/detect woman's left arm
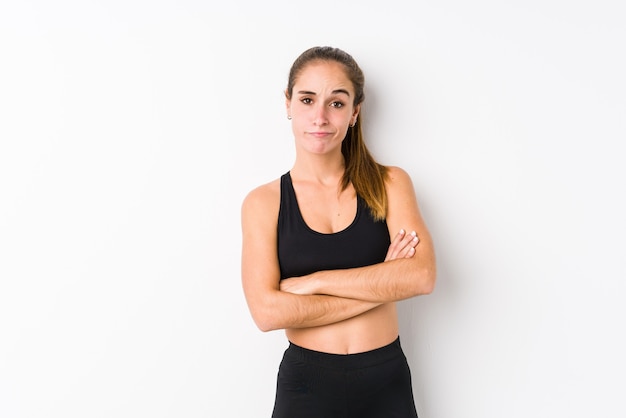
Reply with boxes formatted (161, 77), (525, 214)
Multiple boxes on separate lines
(280, 166), (436, 303)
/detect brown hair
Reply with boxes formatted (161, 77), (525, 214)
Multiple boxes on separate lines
(285, 46), (388, 220)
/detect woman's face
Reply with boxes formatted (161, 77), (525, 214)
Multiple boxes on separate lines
(286, 61), (360, 156)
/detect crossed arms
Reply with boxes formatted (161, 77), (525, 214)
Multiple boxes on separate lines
(241, 166), (436, 332)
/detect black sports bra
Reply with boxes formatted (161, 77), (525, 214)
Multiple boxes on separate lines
(277, 172), (390, 280)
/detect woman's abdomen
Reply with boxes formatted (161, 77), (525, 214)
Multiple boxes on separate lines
(285, 303), (399, 354)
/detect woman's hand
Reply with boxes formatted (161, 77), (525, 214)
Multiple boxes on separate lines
(385, 229), (419, 261)
(280, 275), (316, 295)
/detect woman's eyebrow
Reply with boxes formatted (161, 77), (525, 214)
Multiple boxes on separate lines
(296, 89), (351, 97)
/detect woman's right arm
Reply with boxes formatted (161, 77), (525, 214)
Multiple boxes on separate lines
(241, 183), (381, 332)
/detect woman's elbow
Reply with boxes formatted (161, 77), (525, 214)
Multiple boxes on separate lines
(420, 273), (436, 295)
(422, 266), (437, 295)
(255, 319), (277, 333)
(411, 266), (436, 297)
(244, 286), (285, 332)
(250, 307), (281, 333)
(249, 300), (289, 332)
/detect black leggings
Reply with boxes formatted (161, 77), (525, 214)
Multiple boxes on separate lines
(272, 337), (418, 418)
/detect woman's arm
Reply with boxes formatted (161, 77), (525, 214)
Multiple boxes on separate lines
(280, 166), (436, 303)
(241, 182), (382, 332)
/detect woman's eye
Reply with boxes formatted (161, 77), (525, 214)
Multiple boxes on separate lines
(301, 98), (312, 104)
(331, 101), (344, 108)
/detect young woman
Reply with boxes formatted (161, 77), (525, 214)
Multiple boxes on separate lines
(241, 46), (436, 417)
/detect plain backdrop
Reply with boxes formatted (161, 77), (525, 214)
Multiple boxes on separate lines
(1, 1), (625, 417)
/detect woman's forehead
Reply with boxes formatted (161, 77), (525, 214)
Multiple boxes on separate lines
(294, 61), (353, 93)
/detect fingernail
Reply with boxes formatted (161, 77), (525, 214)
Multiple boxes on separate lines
(410, 231), (417, 236)
(399, 229), (405, 234)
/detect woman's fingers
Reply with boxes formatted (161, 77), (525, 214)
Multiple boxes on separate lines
(385, 229), (419, 261)
(385, 229), (406, 261)
(399, 231), (419, 258)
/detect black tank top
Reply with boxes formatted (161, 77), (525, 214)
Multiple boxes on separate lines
(278, 172), (391, 280)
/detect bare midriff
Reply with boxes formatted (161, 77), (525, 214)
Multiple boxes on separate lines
(285, 302), (399, 354)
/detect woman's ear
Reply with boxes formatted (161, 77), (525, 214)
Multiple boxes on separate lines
(285, 95), (291, 119)
(351, 104), (361, 125)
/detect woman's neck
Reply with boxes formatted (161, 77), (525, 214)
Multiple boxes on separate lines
(291, 152), (345, 186)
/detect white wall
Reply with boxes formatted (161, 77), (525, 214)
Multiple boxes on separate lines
(1, 1), (624, 417)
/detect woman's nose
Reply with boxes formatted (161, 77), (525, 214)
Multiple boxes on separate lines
(313, 104), (328, 126)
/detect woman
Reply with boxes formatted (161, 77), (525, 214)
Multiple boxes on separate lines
(241, 46), (436, 417)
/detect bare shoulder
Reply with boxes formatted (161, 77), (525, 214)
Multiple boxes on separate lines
(384, 166), (416, 194)
(383, 165), (424, 228)
(241, 178), (281, 224)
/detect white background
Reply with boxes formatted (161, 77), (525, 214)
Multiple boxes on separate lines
(1, 1), (624, 417)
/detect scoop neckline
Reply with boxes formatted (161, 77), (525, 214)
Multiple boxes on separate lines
(286, 171), (361, 236)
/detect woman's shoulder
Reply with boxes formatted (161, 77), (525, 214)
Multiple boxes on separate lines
(384, 165), (414, 187)
(241, 177), (282, 220)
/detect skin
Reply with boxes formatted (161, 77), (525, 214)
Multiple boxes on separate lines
(241, 60), (436, 354)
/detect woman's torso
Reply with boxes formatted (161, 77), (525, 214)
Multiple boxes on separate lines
(278, 172), (399, 354)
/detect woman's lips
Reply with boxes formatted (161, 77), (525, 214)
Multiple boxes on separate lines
(308, 131), (333, 137)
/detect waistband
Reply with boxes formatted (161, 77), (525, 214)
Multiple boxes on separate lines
(284, 336), (404, 370)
